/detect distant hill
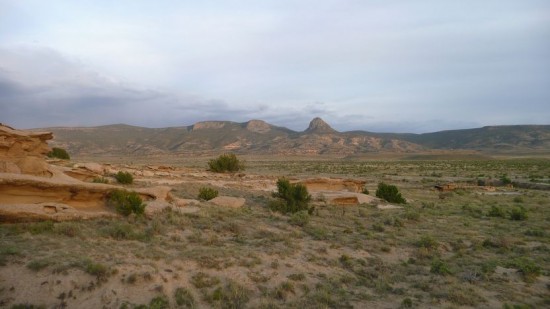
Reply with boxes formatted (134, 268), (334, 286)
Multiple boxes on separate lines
(37, 119), (550, 156)
(39, 118), (423, 156)
(372, 125), (550, 152)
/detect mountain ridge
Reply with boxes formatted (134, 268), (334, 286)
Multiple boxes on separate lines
(35, 118), (550, 156)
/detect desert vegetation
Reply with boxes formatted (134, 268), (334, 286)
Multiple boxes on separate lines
(47, 147), (70, 160)
(115, 171), (134, 184)
(208, 153), (245, 173)
(1, 157), (549, 308)
(107, 189), (146, 216)
(198, 187), (219, 201)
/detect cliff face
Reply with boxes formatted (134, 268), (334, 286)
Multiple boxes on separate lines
(0, 124), (53, 177)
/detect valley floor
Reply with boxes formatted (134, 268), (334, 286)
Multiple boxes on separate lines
(1, 157), (549, 308)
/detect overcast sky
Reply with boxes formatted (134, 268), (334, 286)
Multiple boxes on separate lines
(1, 0), (549, 133)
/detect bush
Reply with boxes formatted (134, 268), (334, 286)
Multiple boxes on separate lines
(115, 171), (134, 184)
(148, 295), (169, 309)
(417, 235), (438, 250)
(487, 205), (506, 218)
(47, 147), (70, 160)
(107, 189), (145, 216)
(174, 287), (195, 308)
(430, 258), (452, 275)
(362, 187), (370, 195)
(289, 210), (310, 226)
(208, 153), (244, 173)
(270, 178), (313, 214)
(198, 187), (219, 201)
(375, 182), (406, 204)
(500, 174), (512, 185)
(507, 258), (541, 281)
(509, 206), (527, 221)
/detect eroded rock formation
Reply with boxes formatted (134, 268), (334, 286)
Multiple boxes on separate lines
(297, 178), (366, 193)
(0, 124), (53, 177)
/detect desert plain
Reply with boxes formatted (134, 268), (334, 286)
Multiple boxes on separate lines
(0, 124), (549, 309)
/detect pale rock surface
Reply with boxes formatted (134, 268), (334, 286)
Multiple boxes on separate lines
(298, 178), (366, 193)
(0, 124), (53, 177)
(210, 196), (246, 208)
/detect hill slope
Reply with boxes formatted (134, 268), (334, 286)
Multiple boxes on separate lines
(41, 118), (423, 156)
(39, 119), (550, 156)
(372, 125), (550, 152)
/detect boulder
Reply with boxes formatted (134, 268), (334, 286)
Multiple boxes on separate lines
(0, 124), (53, 177)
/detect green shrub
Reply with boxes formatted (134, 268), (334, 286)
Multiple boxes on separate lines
(174, 287), (195, 308)
(208, 153), (244, 173)
(525, 229), (545, 237)
(362, 187), (370, 195)
(270, 178), (313, 214)
(507, 258), (541, 281)
(198, 187), (219, 201)
(417, 235), (438, 250)
(148, 295), (169, 309)
(107, 189), (145, 216)
(375, 182), (406, 204)
(509, 206), (527, 221)
(207, 281), (250, 308)
(100, 221), (136, 240)
(85, 261), (109, 279)
(500, 174), (512, 185)
(430, 258), (452, 275)
(27, 258), (52, 271)
(47, 147), (70, 160)
(289, 210), (310, 226)
(487, 205), (506, 218)
(115, 171), (134, 184)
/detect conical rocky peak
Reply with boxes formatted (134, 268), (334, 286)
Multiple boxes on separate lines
(305, 117), (337, 134)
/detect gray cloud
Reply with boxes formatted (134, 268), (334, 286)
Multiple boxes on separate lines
(1, 1), (549, 133)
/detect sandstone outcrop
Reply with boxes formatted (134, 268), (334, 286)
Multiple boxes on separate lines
(297, 178), (366, 193)
(0, 124), (53, 177)
(246, 120), (271, 133)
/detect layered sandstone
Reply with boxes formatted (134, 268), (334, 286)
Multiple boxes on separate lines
(297, 178), (366, 193)
(0, 124), (53, 177)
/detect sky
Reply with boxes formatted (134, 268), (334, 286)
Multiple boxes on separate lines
(0, 0), (549, 133)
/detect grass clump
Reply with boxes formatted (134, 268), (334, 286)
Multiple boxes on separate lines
(191, 272), (220, 289)
(375, 182), (406, 204)
(208, 153), (244, 173)
(207, 281), (251, 308)
(270, 178), (313, 214)
(47, 147), (70, 160)
(174, 287), (195, 308)
(147, 295), (170, 309)
(289, 210), (310, 226)
(84, 261), (109, 279)
(430, 259), (453, 275)
(107, 189), (146, 216)
(487, 205), (506, 218)
(507, 258), (541, 282)
(27, 258), (52, 271)
(509, 206), (528, 221)
(198, 187), (219, 201)
(115, 171), (134, 184)
(417, 235), (439, 250)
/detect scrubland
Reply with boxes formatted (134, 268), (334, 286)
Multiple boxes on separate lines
(1, 158), (549, 308)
